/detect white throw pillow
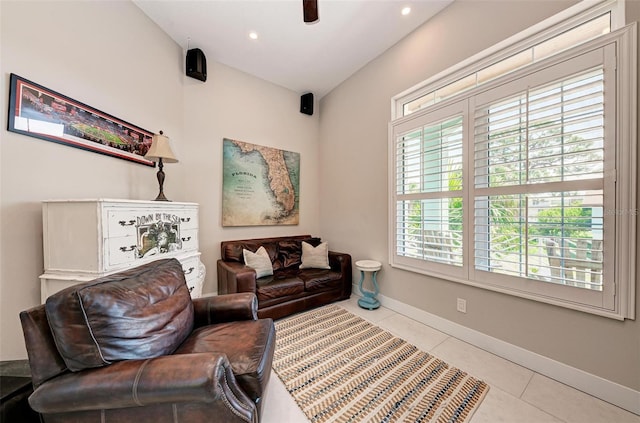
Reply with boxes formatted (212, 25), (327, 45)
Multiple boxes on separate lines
(299, 241), (331, 270)
(243, 246), (274, 278)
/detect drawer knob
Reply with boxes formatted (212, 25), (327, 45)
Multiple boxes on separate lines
(183, 267), (194, 275)
(181, 236), (191, 242)
(119, 245), (136, 252)
(180, 217), (191, 222)
(118, 220), (136, 226)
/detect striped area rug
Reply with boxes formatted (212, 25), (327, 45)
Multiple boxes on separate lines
(273, 304), (489, 423)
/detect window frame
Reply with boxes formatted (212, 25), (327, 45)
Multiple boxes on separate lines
(388, 18), (637, 320)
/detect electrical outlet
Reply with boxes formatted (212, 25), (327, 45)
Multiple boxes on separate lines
(456, 298), (467, 313)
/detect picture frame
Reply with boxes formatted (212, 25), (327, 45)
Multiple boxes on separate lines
(7, 73), (155, 167)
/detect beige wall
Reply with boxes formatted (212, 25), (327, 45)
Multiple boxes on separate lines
(319, 0), (640, 392)
(0, 0), (320, 359)
(181, 62), (321, 295)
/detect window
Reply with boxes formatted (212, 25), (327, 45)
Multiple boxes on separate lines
(395, 106), (465, 274)
(389, 3), (636, 319)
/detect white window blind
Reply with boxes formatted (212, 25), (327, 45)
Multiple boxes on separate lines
(474, 68), (604, 188)
(473, 67), (606, 291)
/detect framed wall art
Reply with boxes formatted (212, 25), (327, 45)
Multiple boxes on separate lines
(222, 138), (300, 226)
(7, 73), (155, 166)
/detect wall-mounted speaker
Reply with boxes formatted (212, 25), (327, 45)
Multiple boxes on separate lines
(186, 48), (207, 82)
(300, 93), (314, 115)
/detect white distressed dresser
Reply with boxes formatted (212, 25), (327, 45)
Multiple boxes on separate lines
(40, 199), (205, 303)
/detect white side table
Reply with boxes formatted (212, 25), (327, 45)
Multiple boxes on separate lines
(356, 260), (382, 310)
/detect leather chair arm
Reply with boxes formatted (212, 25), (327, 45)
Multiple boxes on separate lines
(217, 260), (258, 294)
(192, 293), (258, 327)
(29, 353), (256, 420)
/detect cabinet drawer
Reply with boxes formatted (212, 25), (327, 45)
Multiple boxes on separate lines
(106, 210), (140, 238)
(179, 229), (198, 251)
(181, 259), (199, 283)
(106, 208), (198, 238)
(105, 236), (139, 269)
(172, 209), (198, 230)
(179, 255), (202, 297)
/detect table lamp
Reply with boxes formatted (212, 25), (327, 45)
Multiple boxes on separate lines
(144, 130), (178, 201)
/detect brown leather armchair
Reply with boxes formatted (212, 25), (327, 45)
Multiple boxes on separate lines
(20, 258), (275, 423)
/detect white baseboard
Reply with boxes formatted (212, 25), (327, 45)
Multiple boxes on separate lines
(351, 286), (639, 415)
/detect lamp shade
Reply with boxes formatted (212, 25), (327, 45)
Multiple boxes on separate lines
(145, 132), (178, 163)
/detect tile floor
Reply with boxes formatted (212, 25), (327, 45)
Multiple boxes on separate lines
(262, 296), (640, 423)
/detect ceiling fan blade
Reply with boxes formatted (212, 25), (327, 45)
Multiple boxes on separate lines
(303, 0), (318, 23)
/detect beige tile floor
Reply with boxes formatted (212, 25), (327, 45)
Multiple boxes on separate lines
(261, 296), (640, 423)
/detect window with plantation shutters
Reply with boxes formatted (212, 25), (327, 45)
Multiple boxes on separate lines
(390, 23), (636, 319)
(473, 61), (609, 298)
(393, 102), (466, 279)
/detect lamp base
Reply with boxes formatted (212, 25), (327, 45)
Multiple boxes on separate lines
(153, 159), (171, 202)
(154, 193), (171, 202)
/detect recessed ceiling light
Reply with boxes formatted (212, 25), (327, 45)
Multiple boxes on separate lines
(249, 31), (258, 40)
(401, 6), (411, 16)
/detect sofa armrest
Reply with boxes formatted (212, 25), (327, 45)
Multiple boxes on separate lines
(192, 293), (258, 326)
(329, 251), (352, 298)
(329, 251), (352, 280)
(29, 353), (255, 421)
(217, 260), (258, 295)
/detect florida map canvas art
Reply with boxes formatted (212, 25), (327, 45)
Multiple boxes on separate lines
(222, 138), (300, 226)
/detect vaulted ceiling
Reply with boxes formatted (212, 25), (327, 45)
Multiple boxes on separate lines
(133, 0), (454, 99)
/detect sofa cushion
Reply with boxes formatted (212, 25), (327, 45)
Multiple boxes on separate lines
(175, 319), (276, 402)
(277, 237), (321, 269)
(299, 241), (331, 269)
(243, 246), (274, 278)
(223, 241), (278, 263)
(298, 269), (343, 292)
(45, 258), (194, 372)
(223, 241), (283, 271)
(256, 272), (304, 302)
(277, 240), (303, 268)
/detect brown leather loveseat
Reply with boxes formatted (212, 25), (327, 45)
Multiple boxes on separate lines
(20, 258), (275, 423)
(217, 235), (352, 319)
